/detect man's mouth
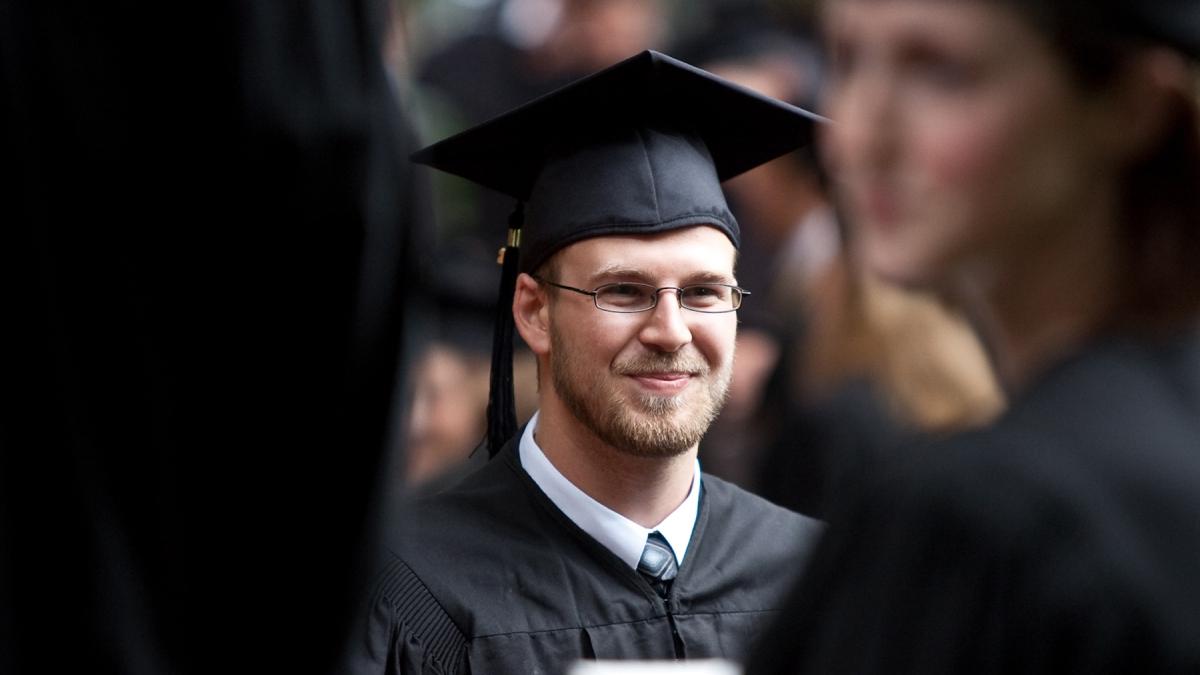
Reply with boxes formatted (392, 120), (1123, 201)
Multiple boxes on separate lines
(627, 372), (694, 394)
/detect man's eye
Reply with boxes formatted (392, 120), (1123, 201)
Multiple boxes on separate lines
(608, 284), (644, 297)
(682, 285), (729, 306)
(597, 284), (653, 308)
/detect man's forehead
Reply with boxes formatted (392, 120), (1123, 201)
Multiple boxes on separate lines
(555, 226), (738, 277)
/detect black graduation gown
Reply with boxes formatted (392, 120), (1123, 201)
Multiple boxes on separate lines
(349, 438), (824, 674)
(746, 331), (1200, 673)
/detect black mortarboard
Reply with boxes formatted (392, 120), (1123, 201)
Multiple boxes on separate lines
(411, 50), (824, 457)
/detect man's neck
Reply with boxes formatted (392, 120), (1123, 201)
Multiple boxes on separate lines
(532, 398), (697, 529)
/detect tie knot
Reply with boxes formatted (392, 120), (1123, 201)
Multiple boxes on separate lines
(638, 531), (678, 583)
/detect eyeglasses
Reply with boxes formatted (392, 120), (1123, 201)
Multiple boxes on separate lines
(532, 275), (749, 313)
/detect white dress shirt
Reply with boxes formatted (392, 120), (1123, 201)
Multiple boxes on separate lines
(519, 411), (701, 570)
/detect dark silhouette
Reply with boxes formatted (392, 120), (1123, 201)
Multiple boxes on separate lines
(2, 2), (427, 673)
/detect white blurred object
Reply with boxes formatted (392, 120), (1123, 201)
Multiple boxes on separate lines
(569, 660), (741, 675)
(499, 0), (565, 49)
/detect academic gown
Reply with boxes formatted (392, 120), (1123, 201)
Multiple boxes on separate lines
(349, 437), (824, 674)
(746, 330), (1200, 674)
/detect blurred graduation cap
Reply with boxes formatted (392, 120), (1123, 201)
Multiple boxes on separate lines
(412, 50), (824, 458)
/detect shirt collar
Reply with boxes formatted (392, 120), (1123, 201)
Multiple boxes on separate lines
(519, 411), (702, 570)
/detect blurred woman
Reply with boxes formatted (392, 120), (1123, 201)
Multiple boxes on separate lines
(749, 1), (1200, 672)
(690, 21), (1003, 511)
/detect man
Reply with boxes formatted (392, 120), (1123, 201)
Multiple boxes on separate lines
(346, 51), (824, 674)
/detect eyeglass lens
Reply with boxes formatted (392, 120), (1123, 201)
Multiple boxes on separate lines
(594, 283), (741, 312)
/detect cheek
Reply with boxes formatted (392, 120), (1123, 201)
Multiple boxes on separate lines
(910, 102), (1066, 260)
(916, 109), (1025, 200)
(554, 311), (610, 360)
(595, 317), (647, 366)
(918, 99), (1093, 240)
(700, 319), (739, 368)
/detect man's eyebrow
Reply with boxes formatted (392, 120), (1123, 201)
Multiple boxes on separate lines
(590, 266), (653, 283)
(683, 271), (738, 285)
(588, 266), (736, 285)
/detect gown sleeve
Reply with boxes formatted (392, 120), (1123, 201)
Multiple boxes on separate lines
(343, 557), (469, 675)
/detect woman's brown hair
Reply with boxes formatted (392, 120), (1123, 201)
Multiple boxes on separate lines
(1008, 1), (1200, 331)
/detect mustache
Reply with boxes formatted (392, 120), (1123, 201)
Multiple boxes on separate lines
(612, 351), (710, 377)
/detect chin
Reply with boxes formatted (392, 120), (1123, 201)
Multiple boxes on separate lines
(612, 425), (700, 460)
(632, 391), (689, 415)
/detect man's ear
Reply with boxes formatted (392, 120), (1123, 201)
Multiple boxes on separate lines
(513, 273), (551, 356)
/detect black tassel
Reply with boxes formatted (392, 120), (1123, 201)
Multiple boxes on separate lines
(485, 202), (524, 458)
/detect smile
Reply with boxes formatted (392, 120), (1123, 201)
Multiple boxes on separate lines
(628, 372), (694, 395)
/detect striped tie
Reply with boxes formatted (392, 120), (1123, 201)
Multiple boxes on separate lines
(638, 531), (678, 598)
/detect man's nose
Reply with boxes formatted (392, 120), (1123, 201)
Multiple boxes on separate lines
(637, 289), (693, 353)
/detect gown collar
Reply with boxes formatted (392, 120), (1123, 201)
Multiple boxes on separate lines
(518, 411), (701, 570)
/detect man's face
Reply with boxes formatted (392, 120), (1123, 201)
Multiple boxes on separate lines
(543, 225), (738, 457)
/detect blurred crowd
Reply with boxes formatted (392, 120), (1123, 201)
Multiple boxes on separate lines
(387, 0), (1003, 516)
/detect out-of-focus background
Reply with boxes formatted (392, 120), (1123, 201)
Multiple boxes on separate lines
(386, 0), (1003, 517)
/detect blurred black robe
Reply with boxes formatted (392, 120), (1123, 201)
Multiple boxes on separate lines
(2, 2), (427, 673)
(747, 330), (1200, 673)
(347, 437), (824, 674)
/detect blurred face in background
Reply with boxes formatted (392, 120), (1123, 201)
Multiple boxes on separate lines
(405, 345), (488, 486)
(531, 0), (666, 75)
(568, 0), (666, 70)
(820, 0), (1129, 293)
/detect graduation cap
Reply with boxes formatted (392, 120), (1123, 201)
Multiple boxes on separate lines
(412, 50), (824, 458)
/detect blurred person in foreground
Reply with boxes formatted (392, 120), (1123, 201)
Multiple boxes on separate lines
(345, 51), (824, 674)
(683, 10), (1002, 513)
(4, 2), (423, 674)
(749, 0), (1200, 672)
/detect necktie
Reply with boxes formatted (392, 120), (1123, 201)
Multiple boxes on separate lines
(638, 531), (678, 598)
